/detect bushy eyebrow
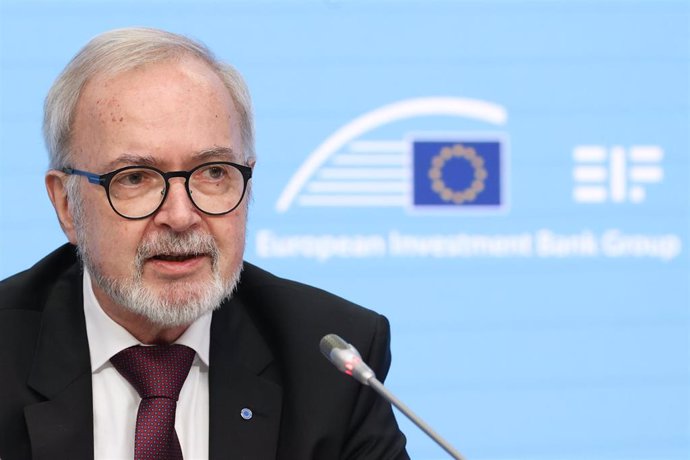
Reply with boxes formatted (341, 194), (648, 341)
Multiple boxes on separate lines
(104, 154), (158, 170)
(103, 147), (240, 171)
(193, 146), (239, 162)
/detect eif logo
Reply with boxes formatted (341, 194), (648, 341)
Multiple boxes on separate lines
(572, 145), (663, 204)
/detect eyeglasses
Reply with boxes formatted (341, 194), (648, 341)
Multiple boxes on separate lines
(63, 161), (252, 219)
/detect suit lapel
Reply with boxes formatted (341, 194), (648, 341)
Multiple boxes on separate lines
(22, 256), (283, 459)
(25, 263), (94, 460)
(209, 293), (282, 460)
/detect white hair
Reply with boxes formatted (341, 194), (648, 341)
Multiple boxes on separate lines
(43, 27), (255, 170)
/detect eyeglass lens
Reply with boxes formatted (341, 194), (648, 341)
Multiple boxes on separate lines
(108, 163), (246, 218)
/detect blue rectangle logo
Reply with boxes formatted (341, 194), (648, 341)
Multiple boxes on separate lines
(412, 140), (503, 208)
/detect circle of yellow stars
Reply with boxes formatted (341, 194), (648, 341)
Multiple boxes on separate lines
(428, 144), (488, 204)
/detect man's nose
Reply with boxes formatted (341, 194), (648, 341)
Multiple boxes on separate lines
(152, 179), (201, 231)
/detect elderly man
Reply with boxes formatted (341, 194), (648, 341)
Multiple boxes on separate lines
(0, 28), (408, 459)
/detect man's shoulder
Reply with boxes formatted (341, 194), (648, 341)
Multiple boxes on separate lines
(238, 261), (381, 324)
(233, 261), (389, 366)
(0, 243), (81, 312)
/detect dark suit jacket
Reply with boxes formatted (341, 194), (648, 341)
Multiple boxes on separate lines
(0, 244), (408, 459)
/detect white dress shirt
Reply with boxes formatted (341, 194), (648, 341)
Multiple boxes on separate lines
(82, 270), (211, 460)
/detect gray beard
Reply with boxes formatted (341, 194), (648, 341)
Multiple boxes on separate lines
(77, 227), (241, 328)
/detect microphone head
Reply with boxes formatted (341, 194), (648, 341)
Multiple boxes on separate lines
(320, 333), (350, 356)
(320, 333), (375, 385)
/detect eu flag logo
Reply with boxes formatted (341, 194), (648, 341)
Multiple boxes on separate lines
(412, 140), (503, 208)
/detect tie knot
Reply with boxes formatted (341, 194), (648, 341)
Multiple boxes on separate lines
(110, 344), (195, 400)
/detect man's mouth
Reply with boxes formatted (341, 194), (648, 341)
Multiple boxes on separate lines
(135, 231), (219, 276)
(144, 252), (211, 278)
(151, 253), (201, 262)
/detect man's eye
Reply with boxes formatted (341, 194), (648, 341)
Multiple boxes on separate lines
(204, 166), (227, 180)
(116, 171), (153, 187)
(121, 173), (143, 185)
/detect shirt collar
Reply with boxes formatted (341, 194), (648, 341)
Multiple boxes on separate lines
(82, 269), (212, 373)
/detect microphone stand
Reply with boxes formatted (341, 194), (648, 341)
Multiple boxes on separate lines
(320, 334), (466, 460)
(367, 377), (466, 460)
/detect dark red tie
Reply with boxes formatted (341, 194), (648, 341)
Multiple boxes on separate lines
(111, 344), (196, 460)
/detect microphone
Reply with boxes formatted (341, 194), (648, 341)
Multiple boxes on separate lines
(319, 333), (375, 385)
(320, 334), (466, 460)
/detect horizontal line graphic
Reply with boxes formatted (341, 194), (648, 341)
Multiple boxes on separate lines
(307, 181), (408, 193)
(573, 186), (607, 203)
(333, 154), (407, 166)
(629, 166), (663, 183)
(630, 146), (663, 162)
(573, 166), (607, 182)
(573, 146), (607, 163)
(318, 168), (409, 180)
(298, 195), (406, 206)
(349, 140), (407, 153)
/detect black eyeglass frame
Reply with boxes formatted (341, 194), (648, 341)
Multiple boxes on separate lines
(62, 161), (253, 220)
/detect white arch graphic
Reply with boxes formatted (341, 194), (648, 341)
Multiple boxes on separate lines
(275, 97), (508, 212)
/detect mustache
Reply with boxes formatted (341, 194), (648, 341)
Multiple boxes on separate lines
(134, 230), (220, 267)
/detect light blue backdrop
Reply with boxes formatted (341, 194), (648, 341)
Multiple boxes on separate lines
(1, 1), (688, 459)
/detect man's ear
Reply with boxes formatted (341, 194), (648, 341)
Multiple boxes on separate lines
(45, 171), (78, 244)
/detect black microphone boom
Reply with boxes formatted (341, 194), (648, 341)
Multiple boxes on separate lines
(319, 333), (466, 460)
